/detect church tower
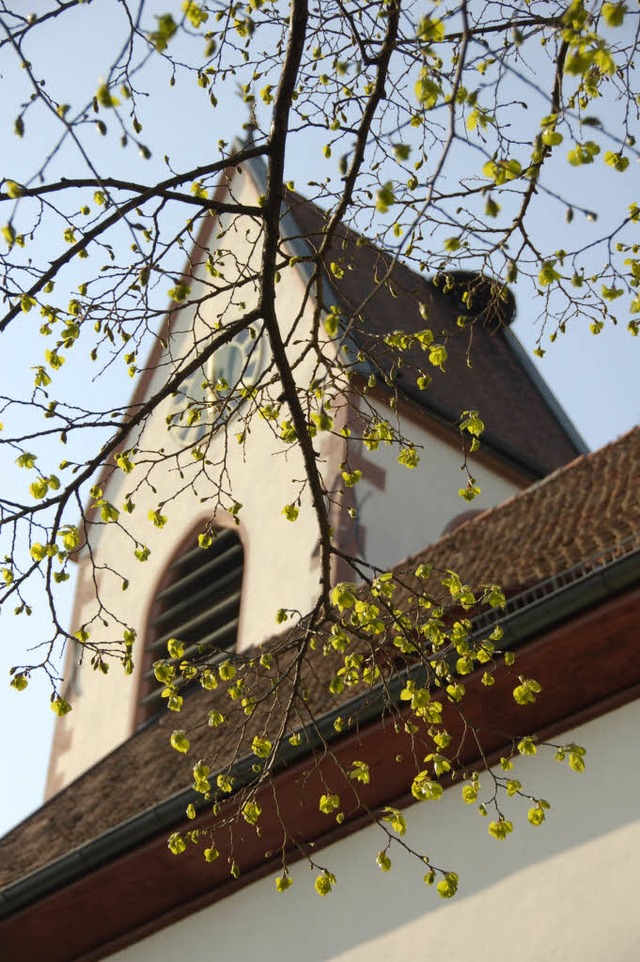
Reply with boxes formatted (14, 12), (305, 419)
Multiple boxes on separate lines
(45, 153), (584, 797)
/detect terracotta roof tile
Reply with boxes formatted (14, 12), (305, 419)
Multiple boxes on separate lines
(0, 429), (637, 892)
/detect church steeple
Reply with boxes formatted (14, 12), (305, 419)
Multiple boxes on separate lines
(44, 148), (583, 799)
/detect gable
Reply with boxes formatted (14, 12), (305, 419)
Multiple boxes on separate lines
(44, 160), (339, 793)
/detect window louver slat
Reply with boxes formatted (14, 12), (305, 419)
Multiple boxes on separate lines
(137, 527), (243, 723)
(169, 527), (237, 570)
(151, 568), (242, 630)
(156, 542), (242, 603)
(150, 589), (242, 653)
(141, 617), (241, 685)
(141, 624), (240, 713)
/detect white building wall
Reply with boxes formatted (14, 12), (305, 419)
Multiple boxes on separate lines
(45, 167), (529, 794)
(109, 699), (640, 962)
(47, 169), (342, 791)
(354, 398), (521, 573)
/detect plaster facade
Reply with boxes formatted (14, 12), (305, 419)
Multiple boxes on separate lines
(352, 395), (521, 572)
(46, 167), (335, 793)
(45, 165), (538, 797)
(108, 699), (640, 962)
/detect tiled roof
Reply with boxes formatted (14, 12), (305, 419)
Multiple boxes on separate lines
(0, 426), (637, 891)
(287, 194), (584, 476)
(402, 425), (639, 593)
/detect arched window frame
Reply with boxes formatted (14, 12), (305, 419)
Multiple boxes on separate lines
(136, 521), (244, 725)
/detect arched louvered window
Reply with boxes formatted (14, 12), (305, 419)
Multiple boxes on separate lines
(138, 527), (243, 722)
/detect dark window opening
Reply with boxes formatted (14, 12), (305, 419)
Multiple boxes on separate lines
(138, 527), (243, 722)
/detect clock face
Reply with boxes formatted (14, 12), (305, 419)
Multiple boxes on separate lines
(170, 324), (265, 443)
